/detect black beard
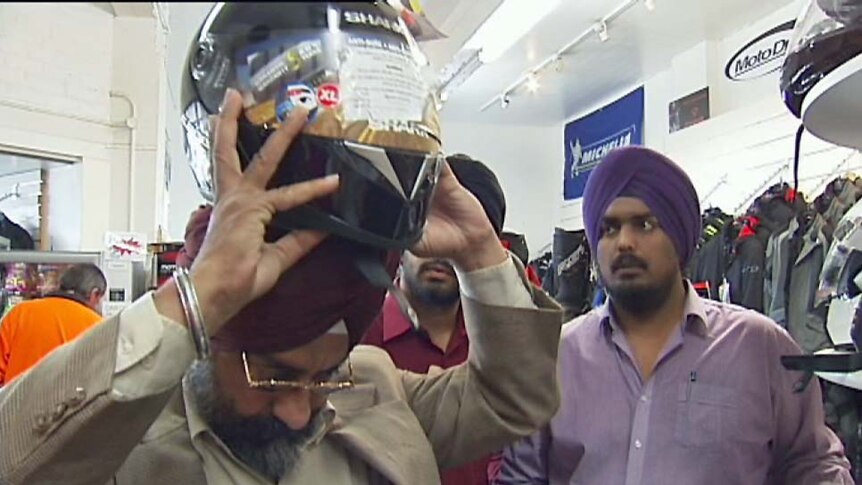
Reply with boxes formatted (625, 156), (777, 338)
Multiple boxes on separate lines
(403, 261), (460, 308)
(604, 273), (677, 318)
(185, 360), (324, 482)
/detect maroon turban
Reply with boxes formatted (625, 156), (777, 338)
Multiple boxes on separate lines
(177, 206), (399, 353)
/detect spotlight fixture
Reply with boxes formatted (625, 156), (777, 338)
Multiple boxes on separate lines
(644, 0), (655, 11)
(553, 55), (564, 73)
(594, 21), (609, 42)
(526, 73), (540, 93)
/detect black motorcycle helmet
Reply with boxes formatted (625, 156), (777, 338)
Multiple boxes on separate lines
(181, 2), (443, 251)
(780, 0), (862, 118)
(778, 0), (862, 202)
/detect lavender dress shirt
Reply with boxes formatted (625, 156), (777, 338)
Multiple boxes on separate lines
(497, 282), (852, 485)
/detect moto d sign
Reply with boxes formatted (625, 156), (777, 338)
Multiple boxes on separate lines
(725, 20), (795, 81)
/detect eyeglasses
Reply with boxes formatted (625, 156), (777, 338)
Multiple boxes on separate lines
(241, 351), (355, 395)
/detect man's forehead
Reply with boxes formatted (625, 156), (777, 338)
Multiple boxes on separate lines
(603, 197), (653, 219)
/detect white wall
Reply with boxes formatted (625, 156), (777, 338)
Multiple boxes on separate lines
(0, 3), (169, 250)
(557, 1), (858, 232)
(441, 121), (563, 258)
(0, 3), (114, 250)
(48, 163), (83, 250)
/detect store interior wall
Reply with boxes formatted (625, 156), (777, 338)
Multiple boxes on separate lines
(48, 163), (83, 251)
(0, 3), (169, 251)
(6, 2), (854, 262)
(441, 120), (563, 258)
(557, 1), (859, 237)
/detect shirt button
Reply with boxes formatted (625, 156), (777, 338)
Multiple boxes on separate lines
(634, 439), (643, 449)
(69, 387), (87, 406)
(640, 395), (648, 403)
(34, 414), (50, 433)
(51, 403), (68, 422)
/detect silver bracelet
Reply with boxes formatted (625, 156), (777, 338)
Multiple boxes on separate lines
(173, 266), (211, 360)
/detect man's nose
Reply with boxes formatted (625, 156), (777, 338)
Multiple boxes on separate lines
(271, 390), (316, 430)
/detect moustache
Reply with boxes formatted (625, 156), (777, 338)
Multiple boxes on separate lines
(611, 254), (648, 272)
(421, 260), (455, 275)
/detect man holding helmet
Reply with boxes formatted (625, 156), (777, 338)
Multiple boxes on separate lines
(0, 3), (563, 484)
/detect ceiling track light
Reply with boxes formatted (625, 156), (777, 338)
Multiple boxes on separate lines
(594, 21), (609, 42)
(480, 0), (646, 113)
(526, 73), (540, 93)
(553, 55), (565, 73)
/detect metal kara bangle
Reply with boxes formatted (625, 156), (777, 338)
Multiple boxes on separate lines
(173, 266), (211, 360)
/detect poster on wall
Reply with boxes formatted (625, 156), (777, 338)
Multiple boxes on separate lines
(669, 87), (710, 133)
(563, 86), (644, 201)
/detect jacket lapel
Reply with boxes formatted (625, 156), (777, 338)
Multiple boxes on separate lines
(328, 395), (440, 485)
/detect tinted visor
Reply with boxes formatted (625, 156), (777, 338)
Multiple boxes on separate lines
(238, 122), (441, 249)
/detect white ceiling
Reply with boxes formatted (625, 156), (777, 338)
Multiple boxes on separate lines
(157, 0), (799, 127)
(439, 0), (800, 125)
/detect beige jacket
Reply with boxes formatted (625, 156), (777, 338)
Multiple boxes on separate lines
(0, 260), (562, 484)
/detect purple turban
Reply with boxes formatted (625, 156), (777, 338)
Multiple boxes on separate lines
(582, 146), (701, 266)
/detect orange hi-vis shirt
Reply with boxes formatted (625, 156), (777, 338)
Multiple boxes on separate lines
(0, 296), (102, 385)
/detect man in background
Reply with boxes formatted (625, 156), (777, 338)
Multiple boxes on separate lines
(0, 263), (106, 385)
(362, 154), (508, 484)
(496, 146), (851, 484)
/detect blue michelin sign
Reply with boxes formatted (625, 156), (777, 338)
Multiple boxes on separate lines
(564, 87), (644, 200)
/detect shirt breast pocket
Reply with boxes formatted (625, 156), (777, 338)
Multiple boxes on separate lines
(675, 382), (740, 447)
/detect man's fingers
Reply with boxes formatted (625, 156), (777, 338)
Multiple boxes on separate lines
(265, 230), (329, 273)
(264, 174), (340, 212)
(244, 107), (309, 188)
(213, 89), (244, 197)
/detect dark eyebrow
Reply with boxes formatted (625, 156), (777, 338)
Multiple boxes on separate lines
(602, 212), (655, 223)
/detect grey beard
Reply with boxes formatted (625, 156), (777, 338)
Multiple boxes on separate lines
(185, 360), (325, 482)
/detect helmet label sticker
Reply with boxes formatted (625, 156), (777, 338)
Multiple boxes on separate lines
(317, 83), (341, 109)
(277, 84), (319, 121)
(340, 36), (427, 123)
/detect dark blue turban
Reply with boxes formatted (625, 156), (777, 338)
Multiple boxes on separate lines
(582, 146), (701, 266)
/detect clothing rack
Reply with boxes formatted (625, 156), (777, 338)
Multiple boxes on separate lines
(807, 151), (860, 197)
(733, 162), (790, 215)
(0, 181), (41, 204)
(700, 173), (729, 207)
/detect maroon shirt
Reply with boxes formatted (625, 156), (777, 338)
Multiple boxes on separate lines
(362, 292), (499, 485)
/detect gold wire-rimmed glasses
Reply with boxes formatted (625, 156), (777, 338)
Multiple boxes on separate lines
(241, 351), (355, 395)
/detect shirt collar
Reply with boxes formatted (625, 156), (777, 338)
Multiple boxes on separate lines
(599, 280), (709, 338)
(381, 290), (466, 344)
(382, 291), (414, 343)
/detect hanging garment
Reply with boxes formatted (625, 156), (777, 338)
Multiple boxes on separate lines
(689, 224), (732, 302)
(550, 228), (593, 320)
(727, 218), (769, 312)
(765, 218), (799, 326)
(786, 214), (832, 353)
(0, 213), (34, 250)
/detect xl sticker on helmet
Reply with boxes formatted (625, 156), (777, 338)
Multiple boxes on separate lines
(317, 83), (341, 109)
